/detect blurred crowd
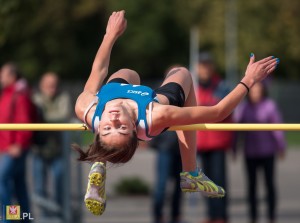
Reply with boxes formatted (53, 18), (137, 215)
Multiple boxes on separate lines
(0, 56), (286, 223)
(0, 63), (72, 222)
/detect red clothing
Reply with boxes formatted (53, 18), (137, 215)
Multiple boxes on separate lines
(197, 75), (233, 151)
(0, 82), (33, 152)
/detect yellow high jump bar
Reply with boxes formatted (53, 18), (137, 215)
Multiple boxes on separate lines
(0, 123), (300, 131)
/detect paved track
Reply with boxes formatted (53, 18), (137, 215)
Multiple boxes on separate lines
(81, 149), (300, 223)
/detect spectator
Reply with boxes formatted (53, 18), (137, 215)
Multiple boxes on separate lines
(0, 62), (33, 223)
(196, 53), (233, 223)
(233, 82), (286, 223)
(150, 131), (183, 223)
(32, 72), (72, 216)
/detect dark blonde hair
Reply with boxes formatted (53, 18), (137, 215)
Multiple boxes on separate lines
(72, 132), (139, 164)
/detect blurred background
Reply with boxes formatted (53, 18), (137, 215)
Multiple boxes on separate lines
(1, 0), (300, 223)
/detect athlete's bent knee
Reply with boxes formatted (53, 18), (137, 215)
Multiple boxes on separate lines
(118, 68), (140, 84)
(178, 67), (190, 75)
(168, 66), (189, 74)
(168, 66), (191, 79)
(118, 68), (136, 74)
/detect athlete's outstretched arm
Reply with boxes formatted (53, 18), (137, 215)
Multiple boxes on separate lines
(163, 55), (279, 126)
(84, 10), (127, 94)
(74, 11), (127, 122)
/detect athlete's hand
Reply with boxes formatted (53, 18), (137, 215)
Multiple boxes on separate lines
(241, 54), (279, 89)
(106, 10), (127, 39)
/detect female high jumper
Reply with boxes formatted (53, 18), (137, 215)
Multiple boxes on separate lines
(73, 10), (279, 215)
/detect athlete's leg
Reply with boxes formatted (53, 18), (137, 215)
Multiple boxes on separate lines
(107, 68), (140, 85)
(156, 67), (225, 198)
(156, 67), (197, 172)
(85, 161), (107, 216)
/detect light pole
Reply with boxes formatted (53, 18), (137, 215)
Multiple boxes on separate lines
(225, 0), (238, 87)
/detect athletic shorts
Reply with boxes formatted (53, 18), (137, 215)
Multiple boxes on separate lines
(107, 78), (186, 107)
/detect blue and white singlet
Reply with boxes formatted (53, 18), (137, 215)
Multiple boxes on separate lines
(83, 83), (159, 141)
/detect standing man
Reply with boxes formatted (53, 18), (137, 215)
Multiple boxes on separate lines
(32, 72), (72, 216)
(196, 53), (233, 223)
(0, 63), (33, 223)
(151, 131), (183, 223)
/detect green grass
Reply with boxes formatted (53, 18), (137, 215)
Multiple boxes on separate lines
(81, 132), (94, 145)
(114, 176), (150, 195)
(286, 132), (300, 147)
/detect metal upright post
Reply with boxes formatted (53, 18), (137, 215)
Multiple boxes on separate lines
(75, 131), (83, 223)
(225, 0), (238, 87)
(189, 26), (199, 87)
(62, 131), (71, 223)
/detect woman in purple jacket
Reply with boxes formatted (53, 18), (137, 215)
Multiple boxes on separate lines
(233, 82), (286, 223)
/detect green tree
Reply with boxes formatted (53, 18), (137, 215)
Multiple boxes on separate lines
(175, 0), (300, 80)
(0, 0), (106, 80)
(1, 0), (300, 81)
(0, 0), (189, 81)
(238, 0), (300, 79)
(105, 0), (189, 78)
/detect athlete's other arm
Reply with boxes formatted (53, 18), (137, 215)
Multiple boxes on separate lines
(163, 55), (279, 126)
(84, 10), (127, 94)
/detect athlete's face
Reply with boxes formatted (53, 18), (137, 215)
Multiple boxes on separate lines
(98, 105), (136, 146)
